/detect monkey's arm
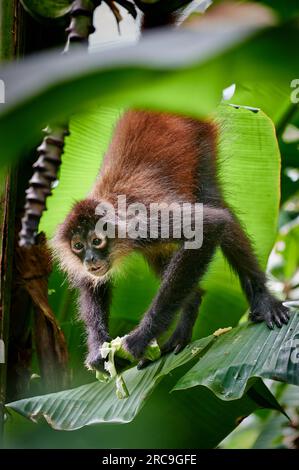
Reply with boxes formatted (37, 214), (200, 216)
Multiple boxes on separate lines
(79, 282), (111, 370)
(125, 205), (289, 363)
(124, 206), (229, 360)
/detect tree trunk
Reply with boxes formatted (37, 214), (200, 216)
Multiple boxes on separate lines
(0, 1), (66, 443)
(0, 169), (17, 442)
(0, 0), (18, 445)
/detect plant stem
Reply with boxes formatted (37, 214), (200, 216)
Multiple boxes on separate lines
(0, 169), (17, 445)
(0, 1), (16, 60)
(0, 0), (18, 447)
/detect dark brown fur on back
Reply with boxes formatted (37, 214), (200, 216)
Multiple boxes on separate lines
(90, 110), (218, 206)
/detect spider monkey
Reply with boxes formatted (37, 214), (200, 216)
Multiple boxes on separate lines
(53, 9), (289, 371)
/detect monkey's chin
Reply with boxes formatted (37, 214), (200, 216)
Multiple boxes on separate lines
(87, 266), (110, 279)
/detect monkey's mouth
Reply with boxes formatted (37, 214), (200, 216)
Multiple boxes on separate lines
(87, 265), (109, 277)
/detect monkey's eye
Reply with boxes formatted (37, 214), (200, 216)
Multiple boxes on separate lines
(92, 237), (106, 249)
(73, 241), (84, 252)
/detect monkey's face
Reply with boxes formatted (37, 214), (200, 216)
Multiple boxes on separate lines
(54, 199), (132, 284)
(71, 229), (110, 278)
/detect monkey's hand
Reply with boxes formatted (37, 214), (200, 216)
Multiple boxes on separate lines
(85, 348), (106, 372)
(123, 328), (150, 360)
(249, 294), (290, 329)
(123, 330), (161, 369)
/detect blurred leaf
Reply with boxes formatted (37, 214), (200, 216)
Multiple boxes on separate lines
(174, 311), (299, 397)
(1, 23), (298, 166)
(254, 0), (299, 20)
(274, 222), (299, 281)
(252, 384), (299, 449)
(252, 413), (286, 448)
(212, 0), (299, 21)
(279, 108), (299, 204)
(183, 1), (294, 124)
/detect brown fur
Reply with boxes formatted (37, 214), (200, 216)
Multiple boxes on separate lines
(90, 110), (218, 206)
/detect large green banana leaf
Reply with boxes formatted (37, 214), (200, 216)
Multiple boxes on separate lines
(252, 384), (299, 449)
(174, 310), (299, 397)
(8, 315), (299, 445)
(3, 376), (281, 448)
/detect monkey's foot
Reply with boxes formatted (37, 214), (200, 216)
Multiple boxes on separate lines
(161, 328), (191, 356)
(249, 295), (290, 329)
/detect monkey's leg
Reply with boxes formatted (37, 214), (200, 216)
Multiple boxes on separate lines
(124, 206), (230, 360)
(145, 252), (204, 356)
(137, 288), (203, 369)
(161, 287), (204, 355)
(79, 283), (111, 370)
(221, 211), (289, 328)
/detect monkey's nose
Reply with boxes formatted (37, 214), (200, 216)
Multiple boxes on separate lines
(85, 250), (96, 265)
